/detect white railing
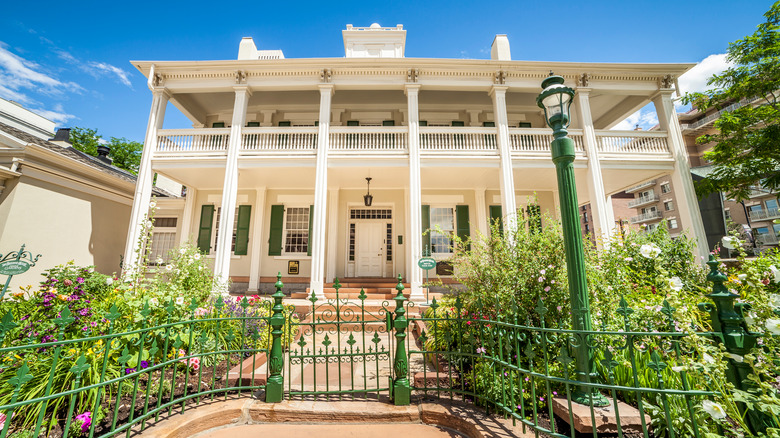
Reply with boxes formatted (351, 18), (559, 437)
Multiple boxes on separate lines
(156, 129), (230, 155)
(630, 210), (664, 224)
(595, 131), (670, 155)
(749, 208), (780, 222)
(628, 192), (658, 208)
(329, 126), (408, 152)
(756, 233), (779, 246)
(419, 127), (497, 153)
(241, 127), (318, 153)
(508, 128), (585, 155)
(626, 181), (656, 193)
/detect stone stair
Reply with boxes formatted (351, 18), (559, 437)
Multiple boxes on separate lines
(292, 277), (434, 300)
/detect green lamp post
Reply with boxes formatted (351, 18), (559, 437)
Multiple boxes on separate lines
(537, 73), (608, 406)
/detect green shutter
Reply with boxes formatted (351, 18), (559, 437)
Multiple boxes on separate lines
(527, 203), (542, 234)
(307, 205), (314, 256)
(212, 122), (225, 128)
(197, 205), (215, 253)
(383, 120), (395, 126)
(483, 122), (495, 127)
(278, 121), (291, 127)
(419, 120), (427, 127)
(246, 121), (260, 127)
(489, 205), (504, 236)
(234, 205), (251, 256)
(456, 205), (470, 251)
(268, 205), (284, 256)
(451, 121), (464, 127)
(421, 205), (431, 255)
(347, 120), (359, 126)
(518, 122), (532, 128)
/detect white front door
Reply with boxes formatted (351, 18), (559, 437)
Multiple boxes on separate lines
(356, 222), (384, 277)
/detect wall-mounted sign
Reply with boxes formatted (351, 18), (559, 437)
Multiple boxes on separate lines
(288, 260), (300, 275)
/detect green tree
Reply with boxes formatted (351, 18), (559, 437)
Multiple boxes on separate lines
(69, 127), (143, 174)
(683, 1), (780, 201)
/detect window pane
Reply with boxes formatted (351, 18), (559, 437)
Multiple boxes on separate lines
(430, 207), (454, 253)
(148, 231), (176, 264)
(284, 207), (310, 253)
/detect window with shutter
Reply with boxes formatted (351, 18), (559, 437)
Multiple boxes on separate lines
(197, 205), (214, 253)
(234, 205), (251, 255)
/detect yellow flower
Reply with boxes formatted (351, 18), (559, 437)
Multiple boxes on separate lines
(58, 295), (68, 301)
(87, 348), (94, 355)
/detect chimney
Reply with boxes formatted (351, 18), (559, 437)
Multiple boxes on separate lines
(49, 128), (72, 147)
(634, 124), (642, 131)
(491, 35), (511, 61)
(96, 144), (113, 165)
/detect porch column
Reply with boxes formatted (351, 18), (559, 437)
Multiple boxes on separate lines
(326, 188), (339, 282)
(248, 187), (266, 292)
(406, 84), (425, 301)
(490, 85), (517, 243)
(309, 84), (333, 298)
(475, 187), (489, 237)
(123, 87), (169, 273)
(179, 187), (198, 246)
(576, 89), (613, 243)
(214, 86), (251, 289)
(653, 90), (709, 259)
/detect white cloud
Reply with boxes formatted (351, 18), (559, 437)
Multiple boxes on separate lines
(87, 61), (132, 88)
(612, 106), (658, 131)
(32, 103), (76, 124)
(0, 41), (82, 103)
(678, 53), (732, 96)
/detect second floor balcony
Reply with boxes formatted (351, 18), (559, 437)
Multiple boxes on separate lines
(630, 210), (664, 224)
(749, 208), (780, 222)
(628, 192), (658, 208)
(153, 127), (671, 161)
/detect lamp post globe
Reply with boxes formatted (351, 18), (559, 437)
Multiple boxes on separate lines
(537, 73), (608, 407)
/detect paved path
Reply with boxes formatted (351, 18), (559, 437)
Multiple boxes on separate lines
(197, 423), (465, 438)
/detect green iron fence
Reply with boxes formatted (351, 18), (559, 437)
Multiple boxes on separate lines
(0, 260), (777, 437)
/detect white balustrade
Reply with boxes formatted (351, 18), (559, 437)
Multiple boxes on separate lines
(630, 210), (664, 224)
(595, 131), (670, 155)
(241, 127), (318, 153)
(419, 127), (497, 153)
(329, 126), (408, 152)
(156, 129), (230, 155)
(508, 128), (585, 155)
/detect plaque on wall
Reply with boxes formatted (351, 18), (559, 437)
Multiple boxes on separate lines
(288, 260), (300, 275)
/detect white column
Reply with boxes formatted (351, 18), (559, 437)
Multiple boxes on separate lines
(604, 194), (615, 231)
(248, 187), (266, 292)
(576, 89), (613, 243)
(653, 91), (709, 259)
(474, 188), (489, 237)
(309, 85), (333, 298)
(123, 89), (169, 272)
(179, 187), (198, 246)
(490, 86), (517, 243)
(406, 85), (425, 301)
(326, 188), (339, 282)
(214, 86), (251, 289)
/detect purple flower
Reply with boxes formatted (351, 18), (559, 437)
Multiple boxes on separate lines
(140, 361), (150, 369)
(125, 368), (136, 375)
(77, 277), (84, 284)
(75, 411), (91, 432)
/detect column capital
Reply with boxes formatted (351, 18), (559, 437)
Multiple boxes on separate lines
(232, 85), (252, 96)
(318, 84), (335, 95)
(151, 87), (172, 99)
(489, 85), (509, 98)
(575, 87), (592, 95)
(404, 84), (421, 95)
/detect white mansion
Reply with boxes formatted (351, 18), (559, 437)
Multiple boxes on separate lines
(124, 24), (707, 299)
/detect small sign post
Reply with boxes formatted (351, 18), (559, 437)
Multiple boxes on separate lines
(0, 244), (41, 300)
(417, 255), (436, 303)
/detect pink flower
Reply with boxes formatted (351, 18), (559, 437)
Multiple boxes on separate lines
(544, 286), (551, 292)
(64, 279), (73, 286)
(476, 347), (486, 354)
(180, 356), (201, 371)
(75, 411), (91, 432)
(194, 307), (209, 317)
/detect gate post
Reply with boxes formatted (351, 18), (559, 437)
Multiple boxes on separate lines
(699, 255), (778, 433)
(392, 274), (411, 405)
(265, 273), (285, 402)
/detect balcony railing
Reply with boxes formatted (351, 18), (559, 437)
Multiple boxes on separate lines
(628, 192), (658, 208)
(419, 127), (497, 153)
(595, 130), (670, 155)
(626, 181), (656, 193)
(152, 127), (674, 160)
(330, 126), (408, 153)
(749, 208), (780, 222)
(756, 233), (779, 246)
(242, 127), (318, 153)
(508, 128), (584, 156)
(630, 210), (664, 224)
(156, 129), (230, 155)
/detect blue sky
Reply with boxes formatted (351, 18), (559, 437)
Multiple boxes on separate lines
(0, 0), (772, 141)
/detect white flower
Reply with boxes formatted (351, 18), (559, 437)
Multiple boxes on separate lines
(722, 236), (740, 250)
(149, 298), (159, 306)
(176, 297), (185, 305)
(745, 312), (756, 325)
(771, 266), (780, 283)
(703, 353), (716, 364)
(149, 201), (157, 209)
(624, 257), (633, 262)
(639, 243), (661, 259)
(765, 318), (780, 335)
(737, 274), (747, 283)
(165, 264), (173, 271)
(156, 257), (164, 265)
(146, 220), (153, 228)
(179, 248), (186, 254)
(726, 353), (744, 363)
(105, 277), (114, 285)
(771, 295), (780, 308)
(193, 253), (201, 260)
(671, 366), (686, 372)
(702, 400), (727, 419)
(668, 277), (684, 291)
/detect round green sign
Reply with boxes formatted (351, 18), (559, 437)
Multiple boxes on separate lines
(0, 260), (31, 276)
(418, 257), (436, 270)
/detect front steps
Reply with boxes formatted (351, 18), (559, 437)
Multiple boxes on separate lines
(292, 277), (439, 300)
